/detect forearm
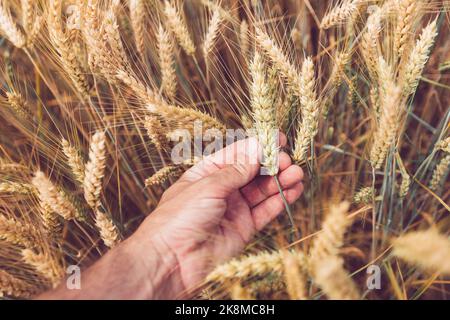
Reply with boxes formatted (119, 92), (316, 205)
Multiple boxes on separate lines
(37, 234), (184, 300)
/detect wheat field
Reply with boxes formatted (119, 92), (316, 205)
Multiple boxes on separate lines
(0, 0), (449, 300)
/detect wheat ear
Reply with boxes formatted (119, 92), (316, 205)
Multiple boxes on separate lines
(0, 2), (26, 48)
(61, 138), (85, 184)
(429, 154), (450, 192)
(239, 19), (249, 59)
(392, 228), (450, 275)
(0, 214), (37, 248)
(360, 6), (382, 80)
(255, 26), (301, 96)
(207, 250), (307, 283)
(129, 0), (146, 58)
(21, 249), (64, 287)
(369, 86), (403, 169)
(309, 201), (360, 300)
(353, 187), (373, 204)
(293, 57), (319, 164)
(48, 0), (90, 98)
(95, 209), (120, 248)
(250, 51), (278, 176)
(203, 10), (222, 58)
(0, 182), (35, 195)
(145, 166), (183, 187)
(144, 116), (168, 151)
(6, 91), (30, 118)
(320, 0), (358, 30)
(230, 283), (254, 300)
(282, 250), (308, 300)
(311, 255), (360, 300)
(164, 1), (196, 56)
(32, 171), (81, 221)
(0, 269), (38, 298)
(84, 131), (106, 209)
(401, 20), (438, 97)
(157, 24), (177, 101)
(394, 0), (418, 59)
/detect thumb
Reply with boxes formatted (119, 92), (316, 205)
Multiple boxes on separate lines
(198, 160), (260, 197)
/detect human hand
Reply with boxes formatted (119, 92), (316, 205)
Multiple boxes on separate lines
(131, 134), (304, 298)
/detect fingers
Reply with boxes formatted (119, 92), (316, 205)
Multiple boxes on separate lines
(197, 160), (261, 198)
(241, 157), (303, 208)
(251, 182), (304, 231)
(180, 132), (287, 183)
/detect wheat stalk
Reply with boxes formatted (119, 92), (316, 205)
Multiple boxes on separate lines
(21, 249), (64, 287)
(164, 1), (196, 56)
(320, 0), (358, 30)
(392, 228), (450, 275)
(129, 0), (146, 58)
(84, 130), (106, 209)
(61, 138), (85, 184)
(203, 10), (222, 58)
(95, 209), (120, 248)
(32, 171), (81, 221)
(250, 51), (278, 176)
(0, 214), (37, 248)
(207, 250), (307, 283)
(0, 1), (26, 48)
(157, 24), (177, 101)
(401, 20), (438, 97)
(0, 269), (38, 299)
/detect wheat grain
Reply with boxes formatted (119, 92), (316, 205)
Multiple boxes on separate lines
(21, 249), (63, 287)
(84, 130), (106, 209)
(320, 0), (358, 30)
(0, 2), (26, 48)
(402, 20), (438, 97)
(95, 209), (120, 248)
(392, 228), (450, 275)
(61, 138), (85, 184)
(164, 1), (196, 56)
(203, 11), (222, 58)
(157, 24), (177, 101)
(250, 51), (278, 176)
(32, 171), (81, 221)
(207, 250), (307, 283)
(0, 269), (38, 298)
(436, 137), (450, 153)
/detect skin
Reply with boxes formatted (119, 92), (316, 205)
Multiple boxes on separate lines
(38, 135), (304, 299)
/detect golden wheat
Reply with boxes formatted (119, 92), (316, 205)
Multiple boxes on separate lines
(84, 130), (107, 209)
(164, 1), (196, 56)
